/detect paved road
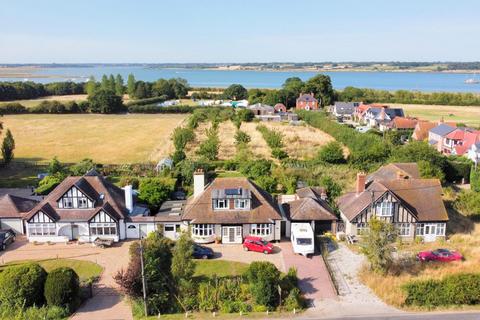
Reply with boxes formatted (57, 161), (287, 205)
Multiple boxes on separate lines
(312, 312), (480, 320)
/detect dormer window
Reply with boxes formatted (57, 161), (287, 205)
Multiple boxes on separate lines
(78, 198), (88, 209)
(62, 198), (74, 208)
(213, 199), (228, 210)
(234, 199), (250, 210)
(376, 201), (394, 217)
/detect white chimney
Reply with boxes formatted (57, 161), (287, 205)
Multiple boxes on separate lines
(124, 185), (134, 213)
(194, 169), (205, 198)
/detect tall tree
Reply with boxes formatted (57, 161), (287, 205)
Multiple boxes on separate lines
(108, 74), (116, 92)
(87, 89), (124, 114)
(127, 74), (136, 97)
(360, 218), (396, 274)
(223, 84), (248, 100)
(85, 76), (97, 96)
(134, 81), (148, 99)
(115, 74), (124, 96)
(101, 75), (110, 91)
(171, 232), (195, 281)
(303, 74), (335, 107)
(1, 129), (15, 164)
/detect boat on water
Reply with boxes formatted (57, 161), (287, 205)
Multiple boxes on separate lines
(465, 73), (480, 84)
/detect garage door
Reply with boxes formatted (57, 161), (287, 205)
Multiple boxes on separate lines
(1, 219), (24, 234)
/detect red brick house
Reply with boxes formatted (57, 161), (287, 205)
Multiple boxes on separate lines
(296, 93), (318, 110)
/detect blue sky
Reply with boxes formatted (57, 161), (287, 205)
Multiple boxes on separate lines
(1, 0), (479, 63)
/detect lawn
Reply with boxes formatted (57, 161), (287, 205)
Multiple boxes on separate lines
(1, 258), (103, 281)
(390, 103), (480, 127)
(0, 113), (187, 164)
(194, 260), (248, 278)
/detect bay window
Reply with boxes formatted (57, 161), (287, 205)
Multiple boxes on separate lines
(192, 224), (214, 237)
(90, 223), (116, 236)
(28, 223), (56, 236)
(250, 224), (271, 236)
(396, 223), (411, 236)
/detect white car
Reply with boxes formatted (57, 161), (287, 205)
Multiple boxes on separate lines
(290, 223), (315, 257)
(355, 126), (371, 133)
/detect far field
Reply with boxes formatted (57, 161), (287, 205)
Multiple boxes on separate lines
(0, 114), (187, 164)
(0, 94), (88, 108)
(391, 103), (480, 127)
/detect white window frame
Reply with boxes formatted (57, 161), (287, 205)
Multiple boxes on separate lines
(192, 224), (214, 237)
(435, 223), (446, 236)
(213, 199), (228, 210)
(78, 198), (89, 209)
(416, 223), (425, 236)
(234, 199), (250, 210)
(250, 223), (271, 236)
(356, 222), (368, 234)
(396, 223), (411, 237)
(28, 223), (56, 236)
(376, 201), (394, 217)
(62, 198), (74, 208)
(90, 222), (117, 236)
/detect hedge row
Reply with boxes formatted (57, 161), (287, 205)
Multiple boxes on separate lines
(127, 104), (195, 113)
(125, 96), (166, 107)
(403, 273), (480, 307)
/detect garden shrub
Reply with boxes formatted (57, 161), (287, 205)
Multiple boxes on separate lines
(283, 288), (303, 311)
(0, 102), (28, 114)
(453, 190), (480, 217)
(403, 273), (480, 307)
(0, 263), (47, 308)
(172, 127), (195, 151)
(470, 166), (480, 192)
(44, 267), (80, 313)
(271, 148), (288, 160)
(245, 261), (281, 308)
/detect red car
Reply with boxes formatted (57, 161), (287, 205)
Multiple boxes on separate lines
(417, 248), (463, 262)
(243, 236), (274, 254)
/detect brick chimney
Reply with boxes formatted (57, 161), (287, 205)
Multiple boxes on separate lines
(356, 172), (366, 195)
(193, 169), (205, 198)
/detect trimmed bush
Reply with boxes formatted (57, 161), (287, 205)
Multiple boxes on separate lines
(403, 273), (480, 307)
(0, 102), (28, 114)
(0, 263), (47, 308)
(317, 141), (345, 164)
(245, 261), (281, 308)
(44, 267), (80, 312)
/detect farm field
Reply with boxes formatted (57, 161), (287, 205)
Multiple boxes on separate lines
(0, 94), (135, 108)
(391, 103), (480, 127)
(185, 120), (342, 161)
(0, 114), (187, 164)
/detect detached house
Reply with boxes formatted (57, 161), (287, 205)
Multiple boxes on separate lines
(182, 171), (283, 244)
(296, 93), (319, 110)
(428, 123), (456, 152)
(442, 128), (480, 156)
(412, 120), (437, 141)
(337, 165), (448, 242)
(24, 170), (151, 243)
(332, 102), (359, 119)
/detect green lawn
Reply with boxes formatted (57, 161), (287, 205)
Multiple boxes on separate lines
(2, 258), (103, 281)
(194, 260), (248, 278)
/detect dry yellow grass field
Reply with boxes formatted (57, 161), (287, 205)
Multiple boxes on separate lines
(185, 121), (212, 158)
(358, 222), (480, 310)
(217, 121), (237, 160)
(0, 114), (186, 164)
(0, 94), (134, 108)
(240, 122), (273, 160)
(390, 103), (480, 127)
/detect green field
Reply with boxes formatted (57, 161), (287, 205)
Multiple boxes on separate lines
(194, 260), (248, 278)
(2, 258), (103, 281)
(391, 103), (480, 127)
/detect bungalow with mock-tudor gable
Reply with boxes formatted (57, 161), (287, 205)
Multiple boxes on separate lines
(0, 194), (39, 234)
(337, 166), (448, 242)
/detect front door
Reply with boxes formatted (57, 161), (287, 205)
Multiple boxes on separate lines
(71, 225), (79, 240)
(222, 226), (242, 244)
(139, 224), (148, 239)
(424, 224), (437, 242)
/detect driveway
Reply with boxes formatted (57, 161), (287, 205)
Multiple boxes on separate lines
(279, 242), (337, 305)
(0, 238), (133, 320)
(303, 243), (400, 318)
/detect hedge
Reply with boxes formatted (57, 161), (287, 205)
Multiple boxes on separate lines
(44, 267), (80, 312)
(470, 166), (480, 192)
(403, 273), (480, 307)
(0, 102), (29, 114)
(0, 263), (47, 308)
(127, 104), (195, 113)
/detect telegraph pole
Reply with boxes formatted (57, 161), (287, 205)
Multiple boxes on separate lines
(139, 238), (148, 316)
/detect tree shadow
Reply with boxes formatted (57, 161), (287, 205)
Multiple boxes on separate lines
(445, 202), (475, 235)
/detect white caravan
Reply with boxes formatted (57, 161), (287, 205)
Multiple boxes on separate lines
(290, 223), (315, 256)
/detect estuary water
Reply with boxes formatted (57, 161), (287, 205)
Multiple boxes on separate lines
(5, 66), (480, 92)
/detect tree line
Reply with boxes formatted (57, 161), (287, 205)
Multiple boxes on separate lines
(336, 86), (480, 106)
(0, 81), (85, 101)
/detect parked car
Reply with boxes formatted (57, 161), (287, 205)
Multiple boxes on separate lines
(193, 244), (214, 259)
(0, 229), (16, 251)
(242, 236), (274, 254)
(417, 248), (463, 262)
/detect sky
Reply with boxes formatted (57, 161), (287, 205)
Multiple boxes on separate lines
(1, 0), (479, 63)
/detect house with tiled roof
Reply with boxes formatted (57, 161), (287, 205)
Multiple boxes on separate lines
(280, 187), (338, 236)
(441, 128), (480, 156)
(428, 123), (457, 152)
(182, 171), (283, 243)
(366, 163), (420, 184)
(0, 194), (39, 234)
(296, 93), (319, 110)
(388, 117), (418, 131)
(24, 171), (154, 243)
(363, 107), (405, 130)
(337, 167), (448, 242)
(332, 102), (359, 119)
(412, 120), (437, 141)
